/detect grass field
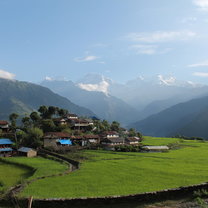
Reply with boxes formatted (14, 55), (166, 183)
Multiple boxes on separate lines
(18, 137), (208, 199)
(0, 162), (31, 194)
(0, 156), (68, 196)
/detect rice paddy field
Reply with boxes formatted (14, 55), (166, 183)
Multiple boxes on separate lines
(0, 156), (68, 195)
(16, 137), (208, 199)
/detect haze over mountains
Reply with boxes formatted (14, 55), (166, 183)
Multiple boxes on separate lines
(0, 78), (95, 120)
(1, 72), (208, 138)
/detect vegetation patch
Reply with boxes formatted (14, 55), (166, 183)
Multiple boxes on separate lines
(18, 137), (208, 199)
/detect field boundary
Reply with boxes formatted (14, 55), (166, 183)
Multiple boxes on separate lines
(17, 182), (208, 207)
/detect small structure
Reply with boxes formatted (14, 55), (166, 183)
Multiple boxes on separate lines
(43, 132), (71, 148)
(101, 137), (125, 146)
(18, 147), (37, 157)
(84, 135), (100, 144)
(53, 118), (67, 126)
(0, 138), (13, 156)
(0, 121), (9, 132)
(101, 131), (119, 139)
(65, 114), (78, 120)
(142, 146), (169, 152)
(125, 137), (141, 145)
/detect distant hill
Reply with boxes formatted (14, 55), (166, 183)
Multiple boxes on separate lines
(130, 95), (208, 138)
(0, 78), (95, 120)
(41, 79), (139, 125)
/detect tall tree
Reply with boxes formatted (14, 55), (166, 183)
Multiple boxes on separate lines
(9, 113), (19, 128)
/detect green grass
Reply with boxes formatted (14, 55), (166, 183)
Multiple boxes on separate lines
(0, 162), (31, 194)
(3, 157), (68, 180)
(18, 137), (208, 199)
(0, 156), (68, 197)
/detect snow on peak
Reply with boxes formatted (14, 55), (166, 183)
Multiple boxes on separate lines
(157, 75), (176, 86)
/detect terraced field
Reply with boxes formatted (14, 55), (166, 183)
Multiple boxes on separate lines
(18, 137), (208, 199)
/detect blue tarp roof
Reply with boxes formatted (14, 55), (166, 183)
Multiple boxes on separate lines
(58, 139), (72, 145)
(0, 138), (13, 145)
(18, 147), (34, 153)
(0, 148), (13, 152)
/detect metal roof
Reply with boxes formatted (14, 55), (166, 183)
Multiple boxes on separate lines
(58, 139), (72, 145)
(0, 148), (13, 152)
(0, 138), (13, 145)
(142, 146), (169, 150)
(18, 147), (34, 153)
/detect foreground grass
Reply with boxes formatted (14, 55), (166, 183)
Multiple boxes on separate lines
(0, 156), (68, 196)
(19, 137), (208, 199)
(0, 162), (31, 194)
(3, 157), (68, 180)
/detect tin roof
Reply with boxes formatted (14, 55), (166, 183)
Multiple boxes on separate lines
(0, 138), (13, 145)
(18, 147), (34, 153)
(0, 148), (13, 152)
(58, 139), (72, 145)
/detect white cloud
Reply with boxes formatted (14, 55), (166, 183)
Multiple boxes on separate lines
(181, 17), (197, 24)
(129, 44), (172, 55)
(126, 30), (196, 43)
(188, 60), (208, 67)
(0, 69), (15, 80)
(74, 55), (99, 62)
(78, 80), (109, 95)
(193, 0), (208, 11)
(130, 44), (157, 55)
(193, 72), (208, 77)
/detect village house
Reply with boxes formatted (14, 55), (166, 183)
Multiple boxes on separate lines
(53, 118), (67, 126)
(0, 120), (9, 132)
(101, 131), (119, 140)
(70, 135), (86, 146)
(84, 134), (100, 144)
(125, 137), (142, 145)
(69, 118), (93, 130)
(101, 137), (125, 146)
(18, 147), (37, 157)
(0, 138), (13, 157)
(43, 132), (72, 148)
(64, 113), (78, 120)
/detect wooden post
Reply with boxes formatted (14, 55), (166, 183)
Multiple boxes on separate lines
(28, 196), (33, 208)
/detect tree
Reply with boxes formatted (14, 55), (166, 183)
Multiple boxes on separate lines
(41, 119), (55, 132)
(48, 106), (57, 118)
(128, 128), (137, 137)
(23, 127), (43, 148)
(21, 116), (31, 129)
(110, 121), (120, 132)
(30, 112), (40, 123)
(9, 113), (19, 128)
(38, 105), (48, 119)
(58, 108), (68, 117)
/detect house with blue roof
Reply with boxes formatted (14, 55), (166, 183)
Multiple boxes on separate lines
(0, 138), (14, 156)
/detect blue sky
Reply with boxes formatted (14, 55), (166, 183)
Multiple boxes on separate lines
(1, 0), (208, 84)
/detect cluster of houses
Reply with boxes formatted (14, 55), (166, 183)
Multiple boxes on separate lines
(53, 114), (94, 130)
(0, 138), (37, 157)
(43, 130), (142, 150)
(0, 114), (170, 157)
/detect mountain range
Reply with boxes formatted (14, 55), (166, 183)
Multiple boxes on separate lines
(41, 78), (139, 125)
(130, 94), (208, 138)
(0, 78), (95, 120)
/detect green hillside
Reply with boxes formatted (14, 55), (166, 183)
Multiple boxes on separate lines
(0, 78), (95, 119)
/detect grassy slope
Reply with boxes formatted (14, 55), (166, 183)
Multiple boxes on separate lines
(0, 157), (68, 195)
(4, 157), (68, 180)
(0, 162), (31, 193)
(20, 137), (208, 199)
